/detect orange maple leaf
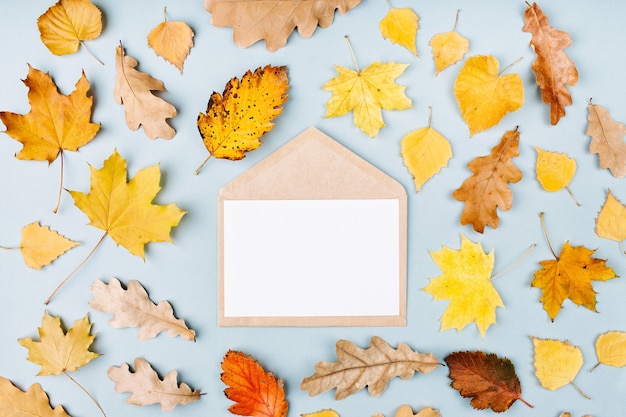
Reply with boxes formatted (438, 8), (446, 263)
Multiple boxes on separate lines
(221, 350), (288, 417)
(452, 128), (522, 233)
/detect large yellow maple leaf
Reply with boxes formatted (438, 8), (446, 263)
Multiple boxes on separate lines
(324, 61), (411, 137)
(423, 235), (504, 337)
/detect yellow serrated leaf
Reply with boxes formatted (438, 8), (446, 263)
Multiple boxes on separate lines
(20, 222), (79, 269)
(379, 7), (419, 56)
(531, 337), (587, 398)
(596, 189), (626, 252)
(594, 331), (626, 369)
(147, 9), (194, 73)
(535, 147), (576, 192)
(430, 11), (469, 75)
(302, 410), (339, 417)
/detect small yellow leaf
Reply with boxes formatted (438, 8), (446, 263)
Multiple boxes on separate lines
(20, 222), (79, 269)
(531, 337), (586, 396)
(594, 331), (626, 369)
(147, 10), (194, 73)
(429, 11), (469, 75)
(379, 7), (419, 56)
(535, 147), (576, 192)
(0, 377), (71, 417)
(301, 410), (339, 417)
(596, 189), (626, 249)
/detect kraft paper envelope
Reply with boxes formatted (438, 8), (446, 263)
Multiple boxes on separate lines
(218, 126), (407, 326)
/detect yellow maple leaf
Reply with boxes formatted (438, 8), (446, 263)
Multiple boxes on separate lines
(596, 189), (626, 254)
(535, 147), (579, 205)
(423, 235), (504, 337)
(379, 7), (419, 56)
(324, 60), (411, 137)
(37, 0), (102, 57)
(531, 337), (588, 399)
(592, 331), (626, 371)
(0, 376), (71, 417)
(19, 222), (79, 269)
(454, 55), (524, 137)
(429, 10), (469, 75)
(147, 8), (194, 73)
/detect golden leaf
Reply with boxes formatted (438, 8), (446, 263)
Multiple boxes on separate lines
(0, 376), (71, 417)
(301, 410), (339, 417)
(19, 222), (79, 269)
(585, 102), (626, 178)
(300, 336), (438, 400)
(429, 11), (469, 75)
(595, 189), (626, 253)
(535, 147), (576, 192)
(531, 337), (588, 398)
(147, 8), (194, 73)
(114, 44), (177, 139)
(324, 61), (411, 137)
(379, 7), (419, 56)
(592, 331), (626, 370)
(423, 235), (503, 337)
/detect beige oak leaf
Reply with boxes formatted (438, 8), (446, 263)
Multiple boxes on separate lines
(585, 102), (626, 178)
(89, 277), (196, 341)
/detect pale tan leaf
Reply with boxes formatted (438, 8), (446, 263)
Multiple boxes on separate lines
(147, 9), (194, 73)
(586, 102), (626, 178)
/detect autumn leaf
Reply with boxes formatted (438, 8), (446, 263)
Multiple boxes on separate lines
(0, 65), (100, 212)
(196, 65), (289, 173)
(0, 376), (71, 417)
(204, 0), (361, 52)
(114, 44), (177, 140)
(452, 128), (522, 233)
(222, 350), (288, 417)
(535, 147), (579, 205)
(108, 358), (201, 411)
(430, 10), (469, 75)
(300, 336), (438, 400)
(401, 108), (452, 192)
(148, 7), (194, 73)
(379, 6), (419, 56)
(453, 55), (523, 136)
(302, 410), (339, 417)
(595, 189), (626, 254)
(591, 331), (626, 371)
(531, 337), (589, 399)
(445, 351), (532, 412)
(523, 2), (578, 125)
(37, 0), (102, 59)
(381, 405), (441, 417)
(585, 101), (626, 178)
(89, 277), (196, 341)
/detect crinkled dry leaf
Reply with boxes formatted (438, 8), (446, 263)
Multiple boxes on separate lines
(222, 350), (288, 417)
(592, 331), (626, 370)
(204, 0), (361, 51)
(430, 11), (468, 75)
(379, 7), (419, 56)
(445, 351), (531, 412)
(595, 189), (626, 253)
(452, 128), (522, 233)
(147, 9), (194, 73)
(453, 55), (523, 136)
(586, 102), (626, 178)
(0, 376), (71, 417)
(108, 358), (201, 411)
(89, 277), (196, 341)
(531, 337), (588, 398)
(323, 61), (411, 137)
(523, 2), (578, 125)
(114, 44), (177, 139)
(394, 405), (441, 417)
(423, 235), (503, 337)
(18, 222), (79, 269)
(300, 336), (438, 400)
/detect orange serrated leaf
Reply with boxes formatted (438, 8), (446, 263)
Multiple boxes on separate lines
(585, 102), (626, 178)
(147, 8), (194, 73)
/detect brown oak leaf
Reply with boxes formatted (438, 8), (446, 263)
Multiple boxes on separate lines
(585, 101), (626, 178)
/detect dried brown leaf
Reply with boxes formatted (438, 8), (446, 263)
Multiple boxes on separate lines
(586, 102), (626, 178)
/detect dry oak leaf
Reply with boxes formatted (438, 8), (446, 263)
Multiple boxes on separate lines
(423, 235), (503, 337)
(445, 351), (532, 412)
(301, 410), (339, 417)
(535, 146), (579, 205)
(453, 55), (523, 137)
(108, 357), (201, 411)
(0, 376), (71, 417)
(222, 350), (288, 417)
(18, 311), (99, 376)
(114, 44), (177, 139)
(204, 0), (361, 52)
(10, 222), (79, 269)
(196, 65), (289, 173)
(591, 331), (626, 371)
(596, 189), (626, 253)
(523, 2), (578, 125)
(452, 128), (522, 233)
(147, 9), (194, 73)
(323, 61), (411, 138)
(300, 336), (438, 400)
(383, 405), (441, 417)
(429, 10), (469, 76)
(531, 337), (589, 399)
(585, 102), (626, 178)
(37, 0), (102, 56)
(379, 7), (419, 56)
(89, 277), (196, 341)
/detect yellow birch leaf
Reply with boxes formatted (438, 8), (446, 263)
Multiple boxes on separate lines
(423, 235), (503, 337)
(454, 55), (524, 137)
(535, 147), (576, 192)
(20, 222), (79, 269)
(596, 189), (626, 253)
(430, 11), (469, 75)
(147, 9), (194, 73)
(301, 410), (339, 417)
(0, 376), (71, 417)
(379, 7), (419, 56)
(593, 331), (626, 369)
(531, 337), (588, 398)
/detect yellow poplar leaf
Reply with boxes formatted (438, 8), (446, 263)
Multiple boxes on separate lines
(535, 147), (576, 192)
(301, 410), (339, 417)
(37, 0), (102, 56)
(18, 311), (100, 376)
(324, 61), (411, 137)
(379, 7), (419, 56)
(20, 222), (79, 269)
(531, 337), (587, 398)
(0, 376), (71, 417)
(454, 55), (524, 137)
(429, 11), (469, 75)
(595, 189), (626, 252)
(147, 10), (194, 73)
(423, 235), (503, 337)
(593, 331), (626, 369)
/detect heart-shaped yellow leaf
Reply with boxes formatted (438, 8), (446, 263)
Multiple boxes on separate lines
(147, 9), (194, 73)
(379, 7), (419, 56)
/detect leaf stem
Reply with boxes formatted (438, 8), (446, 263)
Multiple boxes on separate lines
(163, 6), (168, 22)
(63, 371), (107, 417)
(80, 41), (104, 66)
(589, 362), (601, 373)
(499, 57), (523, 76)
(453, 9), (461, 32)
(194, 154), (212, 175)
(44, 231), (107, 304)
(344, 35), (360, 72)
(539, 212), (558, 260)
(565, 186), (581, 206)
(385, 0), (392, 9)
(570, 380), (591, 400)
(0, 245), (17, 250)
(620, 241), (626, 255)
(491, 243), (536, 280)
(53, 151), (64, 214)
(517, 394), (534, 408)
(427, 106), (432, 128)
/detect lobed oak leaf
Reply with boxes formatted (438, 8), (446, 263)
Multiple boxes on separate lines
(429, 11), (469, 75)
(89, 277), (196, 341)
(108, 358), (201, 411)
(114, 44), (177, 139)
(222, 350), (288, 417)
(204, 0), (361, 52)
(585, 102), (626, 178)
(18, 222), (79, 269)
(531, 337), (588, 398)
(0, 376), (71, 417)
(591, 331), (626, 371)
(147, 8), (194, 73)
(300, 336), (438, 400)
(453, 55), (523, 136)
(595, 189), (626, 254)
(452, 128), (522, 233)
(445, 351), (532, 412)
(379, 7), (419, 56)
(323, 61), (411, 138)
(523, 2), (578, 125)
(383, 405), (441, 417)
